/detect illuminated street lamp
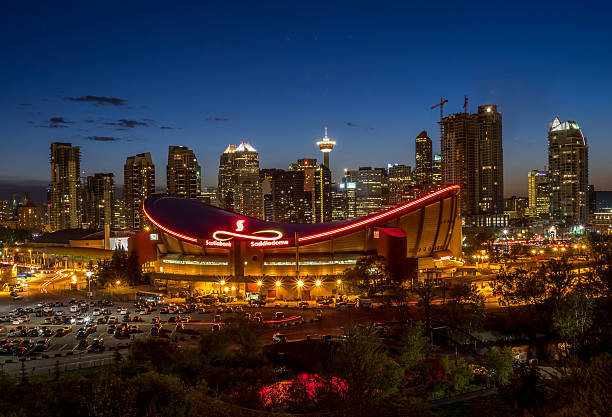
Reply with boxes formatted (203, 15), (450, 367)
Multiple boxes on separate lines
(220, 280), (226, 286)
(231, 285), (236, 291)
(116, 280), (121, 286)
(275, 281), (281, 287)
(337, 279), (342, 285)
(297, 280), (304, 287)
(315, 280), (322, 287)
(224, 286), (229, 293)
(86, 271), (93, 302)
(257, 280), (263, 287)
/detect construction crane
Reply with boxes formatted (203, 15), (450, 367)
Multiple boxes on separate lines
(431, 97), (448, 120)
(463, 95), (468, 113)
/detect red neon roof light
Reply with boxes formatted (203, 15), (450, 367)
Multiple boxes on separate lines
(297, 185), (459, 243)
(142, 185), (459, 246)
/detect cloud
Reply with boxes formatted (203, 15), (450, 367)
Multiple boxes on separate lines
(104, 119), (148, 129)
(86, 136), (124, 142)
(206, 117), (229, 122)
(84, 119), (96, 123)
(38, 117), (72, 128)
(160, 126), (173, 130)
(64, 95), (127, 106)
(19, 103), (32, 107)
(346, 121), (374, 131)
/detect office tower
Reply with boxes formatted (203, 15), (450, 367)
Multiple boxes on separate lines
(200, 186), (218, 207)
(504, 196), (528, 220)
(344, 167), (383, 217)
(0, 201), (11, 222)
(290, 158), (317, 222)
(314, 165), (332, 222)
(527, 170), (550, 218)
(49, 142), (81, 231)
(588, 184), (596, 218)
(440, 104), (503, 219)
(432, 154), (442, 188)
(548, 118), (589, 224)
(112, 199), (126, 230)
(124, 152), (155, 231)
(415, 130), (433, 187)
(83, 173), (115, 229)
(218, 143), (263, 219)
(167, 146), (201, 199)
(477, 105), (504, 215)
(18, 204), (42, 231)
(388, 164), (413, 205)
(316, 127), (336, 170)
(218, 145), (237, 210)
(261, 169), (306, 223)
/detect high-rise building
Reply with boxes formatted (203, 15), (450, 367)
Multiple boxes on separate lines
(112, 198), (126, 230)
(17, 204), (42, 231)
(415, 130), (432, 188)
(388, 164), (413, 205)
(200, 186), (218, 207)
(440, 104), (503, 220)
(316, 127), (336, 170)
(314, 165), (332, 222)
(217, 143), (263, 219)
(166, 146), (201, 199)
(548, 118), (589, 224)
(49, 142), (81, 231)
(124, 152), (155, 231)
(504, 196), (528, 220)
(432, 154), (442, 188)
(218, 145), (237, 210)
(83, 173), (115, 229)
(261, 169), (306, 223)
(344, 167), (383, 217)
(527, 170), (550, 218)
(290, 158), (317, 222)
(0, 200), (11, 222)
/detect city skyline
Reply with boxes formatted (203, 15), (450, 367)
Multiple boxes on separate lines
(2, 2), (612, 197)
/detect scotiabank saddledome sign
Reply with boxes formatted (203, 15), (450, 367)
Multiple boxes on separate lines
(210, 220), (290, 248)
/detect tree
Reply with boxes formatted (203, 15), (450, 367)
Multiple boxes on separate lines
(492, 268), (524, 315)
(341, 255), (388, 297)
(538, 259), (575, 311)
(412, 278), (436, 328)
(398, 322), (432, 374)
(553, 290), (595, 357)
(484, 347), (514, 386)
(445, 283), (485, 337)
(332, 324), (403, 405)
(439, 356), (474, 394)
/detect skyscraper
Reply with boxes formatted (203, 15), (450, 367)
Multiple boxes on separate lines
(388, 164), (413, 205)
(432, 154), (442, 188)
(262, 169), (306, 223)
(440, 104), (503, 220)
(217, 142), (263, 219)
(124, 152), (155, 231)
(548, 118), (588, 224)
(316, 127), (336, 170)
(314, 165), (332, 222)
(49, 142), (81, 231)
(83, 173), (115, 229)
(344, 167), (383, 217)
(476, 105), (504, 215)
(218, 145), (237, 210)
(290, 158), (317, 222)
(167, 146), (201, 199)
(527, 170), (550, 218)
(415, 130), (432, 188)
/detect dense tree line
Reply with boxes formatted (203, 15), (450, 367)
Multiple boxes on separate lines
(95, 248), (142, 287)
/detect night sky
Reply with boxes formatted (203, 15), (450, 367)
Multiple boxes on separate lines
(2, 1), (611, 201)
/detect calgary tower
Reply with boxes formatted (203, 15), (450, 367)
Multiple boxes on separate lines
(315, 127), (336, 169)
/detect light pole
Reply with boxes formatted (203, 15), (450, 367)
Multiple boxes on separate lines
(86, 271), (93, 303)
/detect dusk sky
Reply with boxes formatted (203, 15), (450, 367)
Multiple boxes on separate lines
(2, 1), (611, 201)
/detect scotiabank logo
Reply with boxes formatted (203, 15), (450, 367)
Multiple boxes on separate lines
(250, 240), (290, 248)
(205, 239), (232, 248)
(212, 220), (284, 243)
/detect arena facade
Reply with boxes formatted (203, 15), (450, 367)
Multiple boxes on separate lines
(139, 185), (461, 300)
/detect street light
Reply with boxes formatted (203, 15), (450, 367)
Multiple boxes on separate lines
(86, 271), (93, 302)
(297, 280), (304, 287)
(275, 281), (281, 287)
(257, 280), (262, 287)
(337, 279), (342, 285)
(220, 280), (226, 286)
(315, 280), (322, 287)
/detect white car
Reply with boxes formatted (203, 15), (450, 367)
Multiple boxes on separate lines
(92, 309), (101, 316)
(70, 305), (79, 313)
(0, 316), (9, 322)
(119, 308), (127, 315)
(12, 318), (23, 325)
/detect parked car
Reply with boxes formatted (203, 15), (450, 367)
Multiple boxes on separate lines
(272, 333), (287, 343)
(34, 338), (50, 352)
